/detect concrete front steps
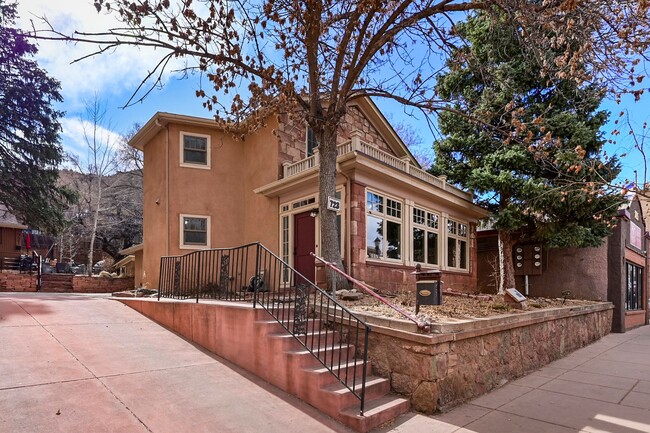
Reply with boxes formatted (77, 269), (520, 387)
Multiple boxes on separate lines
(259, 318), (410, 432)
(117, 299), (409, 433)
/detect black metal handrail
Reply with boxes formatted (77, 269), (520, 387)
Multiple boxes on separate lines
(158, 242), (371, 415)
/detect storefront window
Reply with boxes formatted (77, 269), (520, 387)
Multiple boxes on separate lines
(626, 262), (643, 311)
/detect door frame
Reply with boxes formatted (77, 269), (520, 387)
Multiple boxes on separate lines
(293, 210), (316, 283)
(278, 189), (346, 274)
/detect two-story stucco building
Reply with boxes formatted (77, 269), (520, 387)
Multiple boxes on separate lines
(129, 97), (488, 292)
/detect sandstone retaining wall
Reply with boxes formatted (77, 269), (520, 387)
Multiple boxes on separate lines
(117, 296), (612, 416)
(0, 272), (135, 293)
(0, 273), (37, 292)
(347, 303), (613, 413)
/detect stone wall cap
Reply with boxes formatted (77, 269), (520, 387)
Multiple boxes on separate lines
(343, 302), (613, 343)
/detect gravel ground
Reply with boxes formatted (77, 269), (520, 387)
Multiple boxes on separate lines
(339, 291), (602, 323)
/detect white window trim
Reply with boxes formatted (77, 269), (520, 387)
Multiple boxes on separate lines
(179, 131), (211, 169)
(365, 188), (403, 264)
(445, 217), (469, 272)
(411, 204), (441, 267)
(179, 214), (211, 250)
(278, 190), (345, 270)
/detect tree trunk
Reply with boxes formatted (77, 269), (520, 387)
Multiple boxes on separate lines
(497, 230), (515, 294)
(87, 176), (103, 276)
(318, 125), (349, 293)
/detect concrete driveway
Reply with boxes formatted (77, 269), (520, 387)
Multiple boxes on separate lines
(2, 293), (650, 433)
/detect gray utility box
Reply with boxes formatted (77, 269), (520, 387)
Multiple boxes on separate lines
(413, 268), (442, 314)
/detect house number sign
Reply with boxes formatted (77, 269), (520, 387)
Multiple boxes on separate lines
(327, 197), (341, 211)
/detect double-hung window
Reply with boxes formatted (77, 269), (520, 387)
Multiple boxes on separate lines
(413, 207), (439, 265)
(180, 132), (210, 168)
(366, 191), (402, 260)
(626, 262), (643, 311)
(447, 219), (468, 270)
(180, 215), (210, 248)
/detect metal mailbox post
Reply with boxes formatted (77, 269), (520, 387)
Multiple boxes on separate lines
(413, 266), (442, 314)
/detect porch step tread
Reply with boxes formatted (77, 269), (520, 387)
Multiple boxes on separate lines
(268, 330), (333, 339)
(339, 395), (411, 432)
(324, 375), (388, 394)
(305, 359), (366, 375)
(343, 394), (410, 417)
(287, 344), (353, 356)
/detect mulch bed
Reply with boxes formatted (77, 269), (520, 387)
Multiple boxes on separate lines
(339, 290), (602, 323)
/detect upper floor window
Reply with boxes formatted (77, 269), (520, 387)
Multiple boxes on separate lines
(447, 219), (468, 270)
(306, 127), (319, 157)
(180, 132), (211, 168)
(413, 207), (439, 265)
(366, 191), (401, 261)
(180, 214), (210, 249)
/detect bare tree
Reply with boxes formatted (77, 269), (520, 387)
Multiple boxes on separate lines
(117, 122), (144, 176)
(67, 96), (120, 275)
(620, 113), (649, 193)
(391, 118), (433, 169)
(33, 0), (650, 285)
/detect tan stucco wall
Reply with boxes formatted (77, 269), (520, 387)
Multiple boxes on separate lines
(141, 119), (280, 288)
(241, 117), (281, 248)
(134, 250), (144, 288)
(142, 130), (168, 288)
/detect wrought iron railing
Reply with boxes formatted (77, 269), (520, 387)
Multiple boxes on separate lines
(158, 242), (371, 415)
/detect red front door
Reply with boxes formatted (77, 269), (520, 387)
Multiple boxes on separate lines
(294, 211), (316, 283)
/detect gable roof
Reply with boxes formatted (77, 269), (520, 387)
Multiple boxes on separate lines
(130, 96), (421, 168)
(0, 205), (27, 229)
(119, 243), (143, 255)
(348, 96), (421, 168)
(129, 112), (223, 151)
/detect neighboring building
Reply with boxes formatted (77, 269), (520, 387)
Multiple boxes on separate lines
(112, 254), (135, 277)
(0, 206), (55, 270)
(129, 97), (488, 292)
(118, 243), (143, 287)
(477, 194), (648, 332)
(0, 206), (27, 268)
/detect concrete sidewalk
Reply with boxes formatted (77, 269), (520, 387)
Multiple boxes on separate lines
(0, 293), (352, 433)
(2, 293), (650, 433)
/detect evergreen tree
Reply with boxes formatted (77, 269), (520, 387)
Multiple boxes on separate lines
(0, 1), (73, 233)
(433, 12), (622, 293)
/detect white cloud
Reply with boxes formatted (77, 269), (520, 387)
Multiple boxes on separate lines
(17, 0), (183, 108)
(60, 117), (123, 164)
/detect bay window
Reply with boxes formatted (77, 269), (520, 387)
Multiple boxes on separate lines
(366, 191), (402, 260)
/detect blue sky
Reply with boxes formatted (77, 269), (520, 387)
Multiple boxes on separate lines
(17, 0), (649, 187)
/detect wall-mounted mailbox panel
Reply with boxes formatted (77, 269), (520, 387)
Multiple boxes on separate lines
(514, 244), (542, 276)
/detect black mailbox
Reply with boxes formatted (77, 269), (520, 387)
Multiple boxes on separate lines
(413, 265), (442, 314)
